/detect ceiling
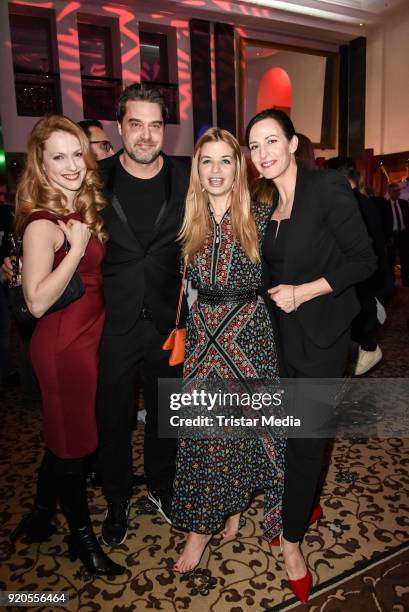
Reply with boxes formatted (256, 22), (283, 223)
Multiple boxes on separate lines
(148, 0), (408, 45)
(240, 0), (408, 26)
(87, 0), (408, 46)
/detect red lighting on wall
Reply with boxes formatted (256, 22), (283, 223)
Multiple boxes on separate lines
(103, 5), (139, 59)
(213, 1), (231, 11)
(57, 1), (80, 23)
(14, 1), (53, 7)
(57, 29), (79, 47)
(170, 20), (189, 28)
(122, 69), (140, 83)
(257, 67), (292, 115)
(66, 88), (83, 105)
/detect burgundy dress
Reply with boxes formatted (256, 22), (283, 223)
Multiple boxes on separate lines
(25, 211), (105, 459)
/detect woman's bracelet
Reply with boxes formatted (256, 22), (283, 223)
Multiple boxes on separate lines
(292, 285), (298, 312)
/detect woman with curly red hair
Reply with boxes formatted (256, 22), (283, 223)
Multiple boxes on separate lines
(11, 115), (124, 576)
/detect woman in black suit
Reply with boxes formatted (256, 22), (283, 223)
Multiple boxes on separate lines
(246, 109), (376, 603)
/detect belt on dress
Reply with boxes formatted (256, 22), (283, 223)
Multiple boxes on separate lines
(197, 286), (258, 304)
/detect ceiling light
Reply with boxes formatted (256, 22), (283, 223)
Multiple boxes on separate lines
(239, 0), (367, 25)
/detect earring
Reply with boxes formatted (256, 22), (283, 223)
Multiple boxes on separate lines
(201, 186), (206, 192)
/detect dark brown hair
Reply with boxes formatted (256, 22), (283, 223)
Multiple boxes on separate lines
(116, 83), (169, 124)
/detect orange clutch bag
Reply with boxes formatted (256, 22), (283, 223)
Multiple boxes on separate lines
(162, 265), (186, 366)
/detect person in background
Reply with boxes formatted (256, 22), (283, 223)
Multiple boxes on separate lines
(0, 174), (13, 260)
(78, 119), (114, 161)
(10, 114), (124, 577)
(247, 108), (376, 603)
(386, 182), (409, 287)
(0, 174), (39, 399)
(294, 133), (316, 171)
(364, 186), (395, 304)
(0, 174), (14, 388)
(326, 157), (386, 375)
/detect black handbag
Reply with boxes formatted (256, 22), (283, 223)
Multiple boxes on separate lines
(9, 234), (85, 322)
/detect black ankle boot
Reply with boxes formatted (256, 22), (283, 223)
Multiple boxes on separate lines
(11, 450), (58, 542)
(57, 466), (125, 576)
(68, 524), (125, 576)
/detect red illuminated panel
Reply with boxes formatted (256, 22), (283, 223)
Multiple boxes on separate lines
(257, 67), (292, 115)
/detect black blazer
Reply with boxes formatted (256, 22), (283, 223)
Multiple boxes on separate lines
(99, 152), (190, 335)
(353, 188), (386, 293)
(372, 196), (394, 242)
(263, 167), (377, 349)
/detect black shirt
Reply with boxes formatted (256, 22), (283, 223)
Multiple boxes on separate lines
(114, 159), (166, 252)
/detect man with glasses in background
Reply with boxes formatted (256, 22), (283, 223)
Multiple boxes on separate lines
(78, 119), (114, 160)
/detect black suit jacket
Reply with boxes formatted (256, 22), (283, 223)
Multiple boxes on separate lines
(372, 196), (394, 242)
(353, 188), (386, 293)
(99, 152), (190, 335)
(263, 167), (377, 348)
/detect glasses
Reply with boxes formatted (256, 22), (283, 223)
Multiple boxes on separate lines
(90, 140), (113, 152)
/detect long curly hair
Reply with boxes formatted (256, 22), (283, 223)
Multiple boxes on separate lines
(14, 114), (108, 241)
(179, 127), (259, 264)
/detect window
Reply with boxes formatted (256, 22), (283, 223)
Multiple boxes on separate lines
(77, 16), (122, 120)
(9, 6), (61, 116)
(139, 26), (179, 124)
(140, 32), (169, 83)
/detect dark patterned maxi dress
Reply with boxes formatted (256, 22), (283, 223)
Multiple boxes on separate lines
(171, 202), (285, 540)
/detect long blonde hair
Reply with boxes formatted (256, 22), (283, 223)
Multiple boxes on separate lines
(15, 114), (108, 241)
(180, 128), (259, 264)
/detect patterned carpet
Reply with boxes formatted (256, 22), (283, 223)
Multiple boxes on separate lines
(0, 287), (408, 612)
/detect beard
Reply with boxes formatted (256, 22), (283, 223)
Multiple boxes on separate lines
(124, 141), (162, 165)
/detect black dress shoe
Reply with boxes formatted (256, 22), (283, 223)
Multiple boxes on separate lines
(101, 500), (130, 547)
(132, 474), (146, 487)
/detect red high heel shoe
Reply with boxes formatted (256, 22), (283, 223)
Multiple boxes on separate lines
(280, 535), (313, 604)
(288, 568), (313, 604)
(269, 504), (323, 547)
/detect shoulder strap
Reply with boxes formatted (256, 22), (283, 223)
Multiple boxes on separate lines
(24, 210), (60, 228)
(175, 264), (187, 327)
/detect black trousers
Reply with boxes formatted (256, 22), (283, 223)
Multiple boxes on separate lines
(277, 313), (350, 543)
(96, 319), (181, 502)
(351, 289), (379, 352)
(388, 231), (409, 285)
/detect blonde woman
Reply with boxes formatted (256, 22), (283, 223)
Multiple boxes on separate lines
(171, 128), (284, 572)
(10, 115), (124, 576)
